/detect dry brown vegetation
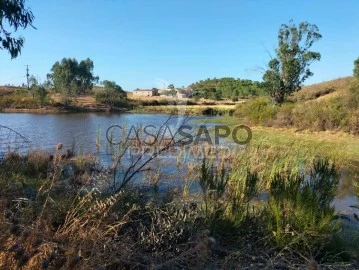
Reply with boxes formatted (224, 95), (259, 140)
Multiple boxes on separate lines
(0, 86), (20, 96)
(290, 77), (355, 102)
(0, 146), (358, 269)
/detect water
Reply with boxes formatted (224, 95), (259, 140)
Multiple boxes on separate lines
(0, 112), (358, 222)
(0, 113), (202, 153)
(0, 112), (227, 191)
(0, 113), (232, 156)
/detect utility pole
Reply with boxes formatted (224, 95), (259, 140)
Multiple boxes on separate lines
(26, 65), (30, 91)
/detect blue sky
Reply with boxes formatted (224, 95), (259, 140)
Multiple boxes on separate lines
(1, 0), (358, 91)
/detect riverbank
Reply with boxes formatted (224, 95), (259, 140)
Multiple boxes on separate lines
(1, 106), (128, 114)
(0, 98), (235, 115)
(1, 104), (234, 115)
(129, 104), (236, 115)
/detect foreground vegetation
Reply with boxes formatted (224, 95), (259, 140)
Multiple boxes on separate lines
(0, 144), (358, 269)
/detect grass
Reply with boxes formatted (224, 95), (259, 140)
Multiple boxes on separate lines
(1, 149), (357, 269)
(290, 76), (355, 102)
(198, 115), (359, 168)
(251, 127), (359, 166)
(194, 115), (358, 197)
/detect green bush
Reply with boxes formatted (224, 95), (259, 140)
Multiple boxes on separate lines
(265, 159), (339, 250)
(235, 97), (278, 125)
(95, 90), (127, 107)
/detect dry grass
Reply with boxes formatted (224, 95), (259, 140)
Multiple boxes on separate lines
(291, 76), (355, 102)
(0, 86), (20, 96)
(0, 147), (358, 269)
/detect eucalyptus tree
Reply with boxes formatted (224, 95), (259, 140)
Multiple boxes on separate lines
(0, 0), (35, 58)
(263, 21), (322, 104)
(47, 58), (99, 97)
(28, 74), (37, 98)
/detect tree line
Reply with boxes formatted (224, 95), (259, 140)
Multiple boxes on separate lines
(189, 77), (264, 100)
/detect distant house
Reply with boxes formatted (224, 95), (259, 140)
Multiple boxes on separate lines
(177, 93), (187, 99)
(133, 89), (159, 97)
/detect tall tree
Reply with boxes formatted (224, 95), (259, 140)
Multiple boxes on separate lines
(47, 58), (99, 96)
(0, 0), (35, 58)
(354, 57), (359, 80)
(28, 74), (37, 98)
(263, 21), (322, 104)
(77, 58), (99, 94)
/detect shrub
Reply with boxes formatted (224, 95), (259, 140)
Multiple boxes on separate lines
(235, 77), (359, 134)
(265, 159), (339, 250)
(345, 109), (359, 135)
(271, 102), (295, 127)
(201, 107), (219, 115)
(34, 86), (48, 108)
(199, 158), (260, 237)
(199, 159), (230, 234)
(95, 90), (127, 107)
(292, 83), (358, 133)
(292, 99), (340, 131)
(25, 150), (50, 178)
(235, 97), (278, 125)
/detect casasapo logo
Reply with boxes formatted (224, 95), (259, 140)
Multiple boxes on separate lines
(106, 124), (252, 146)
